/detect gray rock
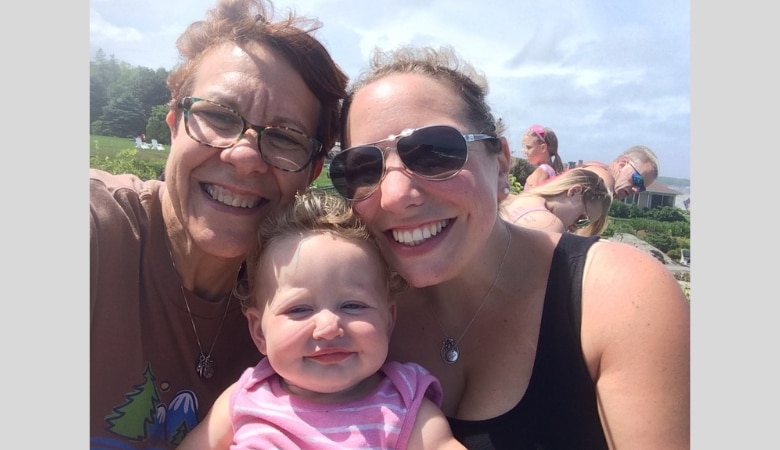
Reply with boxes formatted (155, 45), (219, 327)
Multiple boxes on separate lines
(602, 233), (690, 296)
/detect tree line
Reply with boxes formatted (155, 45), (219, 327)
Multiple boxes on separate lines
(90, 49), (171, 144)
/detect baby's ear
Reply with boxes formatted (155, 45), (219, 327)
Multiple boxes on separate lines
(245, 308), (267, 355)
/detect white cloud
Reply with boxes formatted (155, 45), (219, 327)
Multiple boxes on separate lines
(89, 0), (690, 178)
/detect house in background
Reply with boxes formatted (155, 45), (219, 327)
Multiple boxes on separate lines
(621, 181), (683, 209)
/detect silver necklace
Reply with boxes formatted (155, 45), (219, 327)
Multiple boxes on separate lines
(180, 286), (232, 379)
(427, 224), (512, 365)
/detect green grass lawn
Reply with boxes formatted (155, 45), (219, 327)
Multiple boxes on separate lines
(90, 134), (170, 166)
(311, 163), (333, 188)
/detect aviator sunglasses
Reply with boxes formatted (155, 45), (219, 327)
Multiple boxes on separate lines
(328, 125), (497, 200)
(626, 161), (647, 192)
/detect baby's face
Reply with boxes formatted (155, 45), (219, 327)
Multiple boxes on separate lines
(247, 232), (395, 400)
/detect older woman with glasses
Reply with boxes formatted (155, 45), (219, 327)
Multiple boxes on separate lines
(500, 167), (612, 236)
(332, 44), (689, 449)
(89, 0), (347, 447)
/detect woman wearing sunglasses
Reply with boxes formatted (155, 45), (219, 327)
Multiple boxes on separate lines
(331, 45), (689, 449)
(520, 124), (565, 191)
(500, 168), (612, 237)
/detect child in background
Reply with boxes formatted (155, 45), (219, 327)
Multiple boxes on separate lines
(178, 190), (464, 450)
(521, 124), (564, 190)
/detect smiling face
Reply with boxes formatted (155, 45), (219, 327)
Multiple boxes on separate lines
(163, 41), (321, 260)
(343, 73), (509, 287)
(246, 232), (395, 400)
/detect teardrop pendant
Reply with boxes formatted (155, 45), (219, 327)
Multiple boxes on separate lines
(440, 338), (459, 364)
(196, 354), (215, 379)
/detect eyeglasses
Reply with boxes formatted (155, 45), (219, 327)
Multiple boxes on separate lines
(527, 124), (546, 144)
(574, 197), (592, 229)
(178, 96), (321, 172)
(626, 161), (647, 192)
(328, 125), (496, 201)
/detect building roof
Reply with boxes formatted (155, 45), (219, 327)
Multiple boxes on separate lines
(645, 181), (683, 195)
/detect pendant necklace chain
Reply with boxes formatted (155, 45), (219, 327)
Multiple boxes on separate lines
(427, 223), (512, 365)
(180, 285), (232, 379)
(167, 237), (237, 380)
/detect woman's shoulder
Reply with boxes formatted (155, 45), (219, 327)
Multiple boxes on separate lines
(90, 168), (154, 191)
(90, 169), (164, 212)
(582, 239), (687, 311)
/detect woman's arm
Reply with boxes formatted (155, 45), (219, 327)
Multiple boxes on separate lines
(581, 241), (690, 449)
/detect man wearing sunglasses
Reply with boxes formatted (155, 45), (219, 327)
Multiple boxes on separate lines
(611, 145), (659, 200)
(582, 145), (659, 201)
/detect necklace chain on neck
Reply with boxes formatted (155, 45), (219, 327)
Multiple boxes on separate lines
(166, 237), (239, 380)
(181, 285), (232, 379)
(427, 223), (513, 365)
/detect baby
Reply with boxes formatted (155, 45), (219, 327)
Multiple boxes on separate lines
(178, 190), (464, 449)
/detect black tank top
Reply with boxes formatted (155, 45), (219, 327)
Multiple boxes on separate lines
(448, 233), (609, 449)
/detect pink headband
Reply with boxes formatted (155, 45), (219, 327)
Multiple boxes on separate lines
(527, 124), (546, 143)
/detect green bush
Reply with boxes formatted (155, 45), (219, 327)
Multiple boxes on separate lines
(146, 105), (171, 145)
(665, 221), (691, 237)
(608, 202), (632, 218)
(91, 149), (161, 180)
(91, 120), (106, 135)
(508, 173), (522, 193)
(649, 206), (687, 222)
(643, 231), (676, 253)
(91, 148), (165, 181)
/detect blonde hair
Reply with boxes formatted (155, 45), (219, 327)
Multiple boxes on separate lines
(238, 189), (407, 311)
(340, 45), (504, 149)
(520, 168), (612, 236)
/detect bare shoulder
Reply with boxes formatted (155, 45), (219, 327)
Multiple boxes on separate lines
(579, 239), (690, 448)
(581, 239), (690, 347)
(586, 239), (674, 280)
(584, 239), (685, 299)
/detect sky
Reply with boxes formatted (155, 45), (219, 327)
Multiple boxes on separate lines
(89, 0), (690, 179)
(7, 1), (778, 445)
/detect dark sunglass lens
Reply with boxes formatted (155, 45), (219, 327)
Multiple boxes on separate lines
(397, 126), (467, 179)
(632, 172), (646, 191)
(329, 146), (384, 200)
